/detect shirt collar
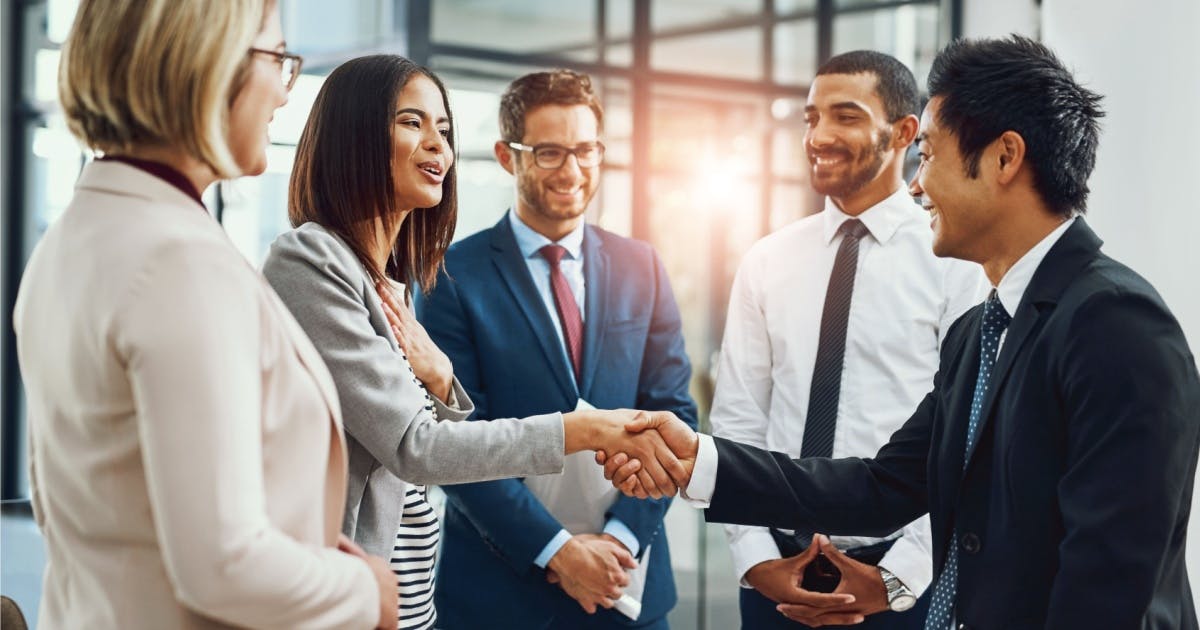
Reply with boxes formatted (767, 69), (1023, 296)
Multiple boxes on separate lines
(820, 186), (916, 245)
(994, 216), (1076, 315)
(508, 208), (586, 261)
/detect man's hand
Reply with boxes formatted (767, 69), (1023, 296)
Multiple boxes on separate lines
(564, 409), (688, 499)
(775, 535), (888, 627)
(339, 534), (400, 630)
(545, 534), (637, 614)
(595, 411), (698, 498)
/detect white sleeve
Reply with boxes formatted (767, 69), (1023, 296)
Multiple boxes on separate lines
(117, 242), (377, 630)
(683, 434), (720, 507)
(708, 256), (784, 583)
(938, 258), (990, 345)
(876, 514), (933, 596)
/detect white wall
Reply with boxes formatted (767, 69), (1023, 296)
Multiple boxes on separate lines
(961, 0), (1039, 39)
(1041, 0), (1200, 605)
(963, 0), (1200, 606)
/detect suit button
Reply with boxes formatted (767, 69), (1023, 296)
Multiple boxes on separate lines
(958, 624), (971, 630)
(961, 532), (981, 554)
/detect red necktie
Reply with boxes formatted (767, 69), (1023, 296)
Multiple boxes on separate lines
(539, 244), (583, 383)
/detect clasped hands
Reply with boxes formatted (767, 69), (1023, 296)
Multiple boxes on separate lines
(572, 409), (699, 499)
(744, 534), (890, 627)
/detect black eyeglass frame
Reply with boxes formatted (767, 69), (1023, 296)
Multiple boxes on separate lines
(506, 141), (606, 170)
(248, 47), (304, 91)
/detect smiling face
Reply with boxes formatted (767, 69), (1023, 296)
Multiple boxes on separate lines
(803, 72), (904, 211)
(227, 5), (289, 176)
(391, 73), (454, 212)
(504, 103), (600, 236)
(909, 96), (996, 261)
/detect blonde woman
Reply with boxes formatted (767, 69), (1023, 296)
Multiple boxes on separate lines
(14, 1), (396, 627)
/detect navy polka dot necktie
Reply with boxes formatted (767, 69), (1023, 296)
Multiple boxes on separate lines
(925, 291), (1011, 630)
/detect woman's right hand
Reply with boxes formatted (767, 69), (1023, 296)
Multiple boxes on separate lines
(376, 282), (454, 402)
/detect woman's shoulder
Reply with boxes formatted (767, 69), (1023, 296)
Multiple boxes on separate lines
(263, 222), (363, 278)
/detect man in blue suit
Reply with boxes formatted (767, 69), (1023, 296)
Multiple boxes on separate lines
(417, 69), (698, 630)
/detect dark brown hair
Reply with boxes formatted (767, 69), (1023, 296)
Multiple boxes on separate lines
(289, 54), (457, 292)
(498, 69), (604, 143)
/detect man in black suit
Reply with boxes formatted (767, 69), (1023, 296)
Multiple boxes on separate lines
(602, 35), (1200, 629)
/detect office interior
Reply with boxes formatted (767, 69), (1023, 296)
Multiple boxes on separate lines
(1, 0), (1197, 627)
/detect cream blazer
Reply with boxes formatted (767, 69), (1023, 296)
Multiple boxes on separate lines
(13, 161), (377, 629)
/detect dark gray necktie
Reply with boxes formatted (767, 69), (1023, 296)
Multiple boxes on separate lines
(800, 218), (869, 459)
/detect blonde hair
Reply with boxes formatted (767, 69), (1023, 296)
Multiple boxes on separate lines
(58, 0), (269, 178)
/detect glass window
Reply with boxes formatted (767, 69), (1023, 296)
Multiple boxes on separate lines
(431, 0), (599, 61)
(833, 4), (942, 83)
(772, 181), (815, 231)
(778, 0), (818, 12)
(773, 18), (819, 85)
(652, 27), (763, 80)
(282, 0), (398, 56)
(652, 0), (762, 33)
(772, 122), (809, 179)
(219, 146), (294, 266)
(605, 0), (634, 66)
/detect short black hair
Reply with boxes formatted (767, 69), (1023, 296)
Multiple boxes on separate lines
(927, 35), (1104, 216)
(816, 50), (919, 122)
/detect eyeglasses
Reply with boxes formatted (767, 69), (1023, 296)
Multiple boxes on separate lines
(248, 47), (304, 91)
(507, 141), (605, 169)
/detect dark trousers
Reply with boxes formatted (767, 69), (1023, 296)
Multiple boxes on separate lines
(740, 535), (929, 630)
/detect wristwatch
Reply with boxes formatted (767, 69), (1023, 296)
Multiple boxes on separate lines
(878, 567), (917, 612)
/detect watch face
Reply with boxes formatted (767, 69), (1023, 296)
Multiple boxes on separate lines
(890, 593), (917, 612)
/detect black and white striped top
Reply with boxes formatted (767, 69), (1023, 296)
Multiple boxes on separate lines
(390, 351), (440, 630)
(392, 485), (439, 629)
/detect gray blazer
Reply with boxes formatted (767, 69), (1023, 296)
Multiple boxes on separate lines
(263, 222), (565, 558)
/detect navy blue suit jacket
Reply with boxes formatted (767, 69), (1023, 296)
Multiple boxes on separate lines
(704, 219), (1200, 629)
(416, 215), (698, 628)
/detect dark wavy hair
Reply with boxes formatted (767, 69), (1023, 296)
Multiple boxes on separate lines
(927, 35), (1104, 217)
(289, 54), (457, 293)
(499, 69), (604, 142)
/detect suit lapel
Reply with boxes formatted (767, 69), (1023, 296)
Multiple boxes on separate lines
(960, 300), (1047, 469)
(960, 218), (1104, 472)
(580, 226), (608, 398)
(489, 216), (579, 402)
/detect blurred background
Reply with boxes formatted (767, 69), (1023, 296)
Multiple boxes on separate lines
(2, 0), (1198, 627)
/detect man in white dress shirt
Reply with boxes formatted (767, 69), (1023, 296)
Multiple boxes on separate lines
(709, 50), (984, 629)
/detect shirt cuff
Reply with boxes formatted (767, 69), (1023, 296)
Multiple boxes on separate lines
(682, 434), (718, 507)
(603, 518), (640, 557)
(726, 526), (784, 587)
(533, 529), (573, 569)
(876, 528), (933, 596)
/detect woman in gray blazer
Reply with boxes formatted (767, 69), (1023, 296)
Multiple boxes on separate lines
(262, 55), (684, 630)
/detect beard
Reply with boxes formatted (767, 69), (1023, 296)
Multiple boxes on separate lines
(809, 128), (892, 199)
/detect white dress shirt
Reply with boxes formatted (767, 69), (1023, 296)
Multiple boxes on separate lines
(708, 188), (988, 594)
(995, 217), (1076, 350)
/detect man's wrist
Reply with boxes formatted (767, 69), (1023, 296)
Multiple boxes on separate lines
(878, 566), (916, 612)
(537, 529), (575, 569)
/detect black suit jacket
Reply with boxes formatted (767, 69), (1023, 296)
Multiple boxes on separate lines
(705, 219), (1200, 629)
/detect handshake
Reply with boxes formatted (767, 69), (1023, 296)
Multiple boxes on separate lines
(564, 409), (700, 499)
